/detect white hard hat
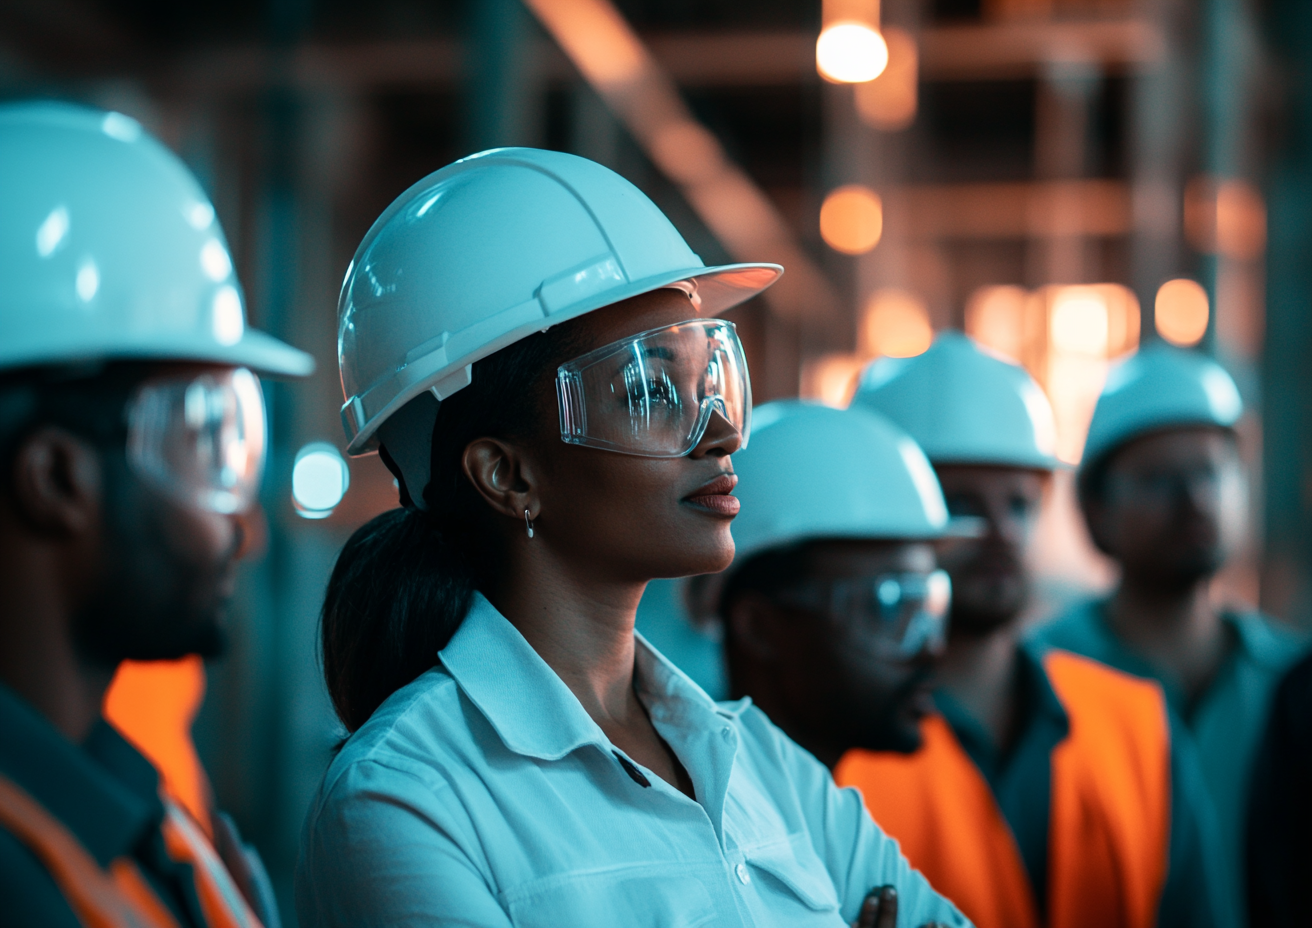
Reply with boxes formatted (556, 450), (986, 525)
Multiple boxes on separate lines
(338, 147), (783, 454)
(0, 102), (313, 377)
(1081, 342), (1242, 475)
(851, 331), (1060, 471)
(687, 401), (950, 623)
(730, 401), (949, 563)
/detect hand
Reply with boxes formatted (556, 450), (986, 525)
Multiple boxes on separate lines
(853, 885), (898, 928)
(852, 885), (953, 928)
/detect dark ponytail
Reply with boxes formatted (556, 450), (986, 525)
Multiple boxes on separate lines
(321, 323), (586, 732)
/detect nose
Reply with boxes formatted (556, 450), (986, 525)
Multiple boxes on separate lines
(689, 406), (742, 458)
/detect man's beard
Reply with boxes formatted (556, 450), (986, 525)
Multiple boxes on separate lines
(843, 665), (934, 755)
(72, 467), (230, 669)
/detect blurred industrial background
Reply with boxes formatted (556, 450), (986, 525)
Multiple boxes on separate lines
(5, 0), (1312, 921)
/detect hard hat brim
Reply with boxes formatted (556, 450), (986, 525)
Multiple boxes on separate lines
(1, 328), (315, 379)
(343, 260), (783, 455)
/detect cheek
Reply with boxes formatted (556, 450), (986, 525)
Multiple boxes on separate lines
(541, 451), (733, 566)
(157, 501), (238, 569)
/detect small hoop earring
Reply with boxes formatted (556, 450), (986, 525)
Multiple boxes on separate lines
(524, 509), (535, 539)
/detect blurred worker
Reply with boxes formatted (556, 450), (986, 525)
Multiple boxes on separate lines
(839, 332), (1222, 928)
(1246, 649), (1312, 928)
(0, 102), (312, 926)
(1031, 343), (1306, 928)
(699, 400), (954, 767)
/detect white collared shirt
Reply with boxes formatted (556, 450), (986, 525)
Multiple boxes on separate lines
(296, 593), (968, 927)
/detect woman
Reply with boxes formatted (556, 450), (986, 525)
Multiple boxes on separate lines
(296, 148), (966, 928)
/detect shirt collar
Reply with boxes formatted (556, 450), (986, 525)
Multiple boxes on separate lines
(935, 643), (1069, 777)
(440, 593), (739, 763)
(0, 682), (162, 868)
(1225, 610), (1303, 669)
(1085, 599), (1295, 671)
(439, 593), (608, 760)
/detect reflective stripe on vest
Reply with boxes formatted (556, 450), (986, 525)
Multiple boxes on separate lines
(0, 773), (262, 928)
(834, 649), (1170, 928)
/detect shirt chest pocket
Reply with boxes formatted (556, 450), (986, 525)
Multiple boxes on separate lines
(741, 834), (843, 919)
(500, 861), (720, 928)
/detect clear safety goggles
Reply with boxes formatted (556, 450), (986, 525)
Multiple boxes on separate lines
(556, 319), (751, 457)
(779, 569), (952, 660)
(126, 368), (267, 514)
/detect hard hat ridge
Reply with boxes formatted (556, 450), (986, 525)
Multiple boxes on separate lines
(0, 101), (313, 378)
(337, 147), (782, 455)
(852, 331), (1061, 471)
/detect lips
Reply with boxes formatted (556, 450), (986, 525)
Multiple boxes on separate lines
(684, 473), (740, 516)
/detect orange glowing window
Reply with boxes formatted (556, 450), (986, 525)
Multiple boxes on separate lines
(820, 185), (884, 254)
(1155, 278), (1209, 346)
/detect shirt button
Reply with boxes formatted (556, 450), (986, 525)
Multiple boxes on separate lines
(721, 727), (733, 742)
(735, 862), (751, 884)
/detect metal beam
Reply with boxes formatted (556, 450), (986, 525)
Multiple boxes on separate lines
(6, 20), (1166, 93)
(520, 0), (838, 322)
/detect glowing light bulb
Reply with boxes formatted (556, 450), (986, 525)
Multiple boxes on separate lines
(816, 22), (889, 84)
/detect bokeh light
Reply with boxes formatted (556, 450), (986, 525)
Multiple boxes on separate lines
(292, 442), (350, 519)
(820, 185), (883, 254)
(1155, 278), (1210, 346)
(816, 22), (889, 84)
(862, 288), (933, 358)
(854, 26), (918, 130)
(1184, 177), (1267, 260)
(800, 353), (865, 407)
(1050, 288), (1110, 356)
(965, 285), (1029, 362)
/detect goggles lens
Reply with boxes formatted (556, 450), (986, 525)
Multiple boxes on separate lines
(127, 368), (267, 514)
(556, 319), (751, 458)
(782, 569), (952, 660)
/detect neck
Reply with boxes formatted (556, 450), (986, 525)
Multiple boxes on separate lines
(0, 536), (110, 743)
(937, 617), (1022, 752)
(1107, 571), (1226, 702)
(491, 543), (647, 727)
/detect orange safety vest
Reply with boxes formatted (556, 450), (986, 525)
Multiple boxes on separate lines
(104, 657), (212, 835)
(835, 650), (1170, 928)
(0, 772), (261, 928)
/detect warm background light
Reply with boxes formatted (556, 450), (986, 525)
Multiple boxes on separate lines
(965, 284), (1029, 362)
(855, 26), (918, 130)
(820, 184), (883, 253)
(800, 353), (866, 407)
(1184, 176), (1267, 260)
(861, 288), (933, 358)
(1155, 278), (1210, 346)
(1050, 287), (1110, 355)
(817, 22), (889, 83)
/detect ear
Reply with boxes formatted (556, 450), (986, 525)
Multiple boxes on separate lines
(726, 592), (786, 662)
(9, 426), (103, 538)
(462, 437), (541, 523)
